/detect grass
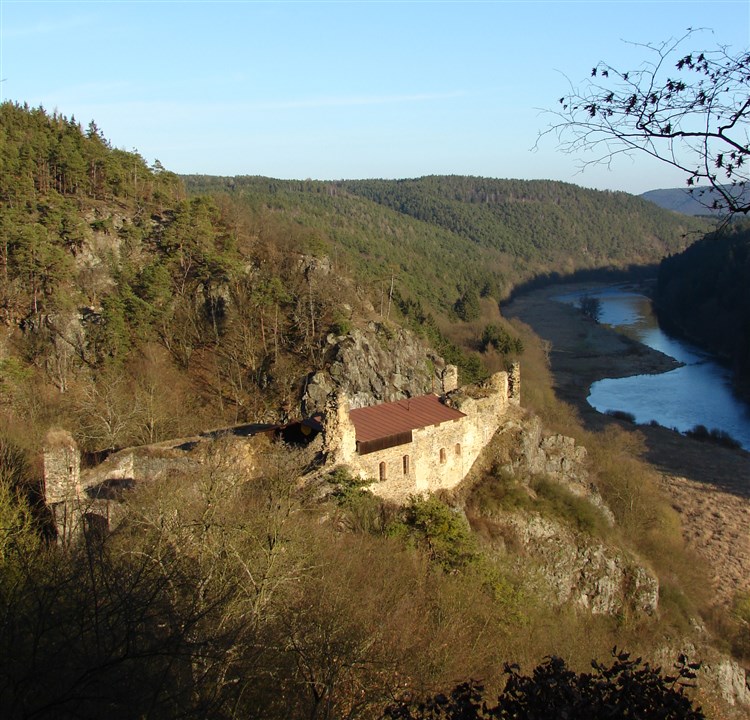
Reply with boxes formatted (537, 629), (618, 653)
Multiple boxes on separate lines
(531, 477), (610, 537)
(468, 465), (609, 540)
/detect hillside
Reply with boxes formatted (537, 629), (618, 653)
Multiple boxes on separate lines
(0, 101), (747, 718)
(0, 101), (381, 450)
(641, 186), (750, 217)
(655, 222), (750, 389)
(184, 175), (710, 315)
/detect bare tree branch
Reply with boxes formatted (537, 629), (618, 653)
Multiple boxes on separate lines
(538, 30), (750, 215)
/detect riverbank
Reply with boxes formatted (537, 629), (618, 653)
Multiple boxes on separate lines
(504, 283), (750, 607)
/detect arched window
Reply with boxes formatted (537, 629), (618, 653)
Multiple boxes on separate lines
(379, 461), (387, 481)
(455, 443), (461, 456)
(402, 455), (410, 475)
(439, 448), (447, 464)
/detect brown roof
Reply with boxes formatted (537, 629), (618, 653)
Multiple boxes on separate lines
(349, 394), (466, 443)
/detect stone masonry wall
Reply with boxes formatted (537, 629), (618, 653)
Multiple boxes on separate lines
(43, 429), (81, 504)
(341, 368), (516, 502)
(43, 430), (84, 543)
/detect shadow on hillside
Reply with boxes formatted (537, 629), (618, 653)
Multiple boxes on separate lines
(505, 264), (660, 304)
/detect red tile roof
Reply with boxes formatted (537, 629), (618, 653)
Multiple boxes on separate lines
(349, 394), (466, 443)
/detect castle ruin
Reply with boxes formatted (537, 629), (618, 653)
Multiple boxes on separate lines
(41, 362), (521, 537)
(323, 362), (520, 501)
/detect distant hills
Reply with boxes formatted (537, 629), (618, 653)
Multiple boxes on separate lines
(640, 185), (750, 217)
(184, 175), (710, 313)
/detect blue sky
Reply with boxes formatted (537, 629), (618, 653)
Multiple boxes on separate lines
(1, 1), (748, 193)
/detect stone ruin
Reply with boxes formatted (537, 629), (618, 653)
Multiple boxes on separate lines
(43, 429), (84, 544)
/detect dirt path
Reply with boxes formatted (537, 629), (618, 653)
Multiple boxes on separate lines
(505, 283), (750, 605)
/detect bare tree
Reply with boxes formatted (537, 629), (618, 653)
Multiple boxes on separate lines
(540, 30), (750, 215)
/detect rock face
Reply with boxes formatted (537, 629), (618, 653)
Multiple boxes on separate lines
(302, 323), (448, 413)
(654, 643), (750, 714)
(705, 657), (750, 708)
(494, 416), (614, 524)
(466, 416), (655, 617)
(500, 513), (659, 616)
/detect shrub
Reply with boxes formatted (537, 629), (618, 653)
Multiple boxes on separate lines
(470, 468), (534, 516)
(389, 495), (478, 572)
(579, 294), (602, 322)
(471, 470), (607, 538)
(531, 477), (608, 537)
(455, 289), (481, 322)
(731, 591), (750, 661)
(330, 310), (352, 336)
(606, 409), (636, 423)
(327, 467), (386, 534)
(382, 649), (705, 719)
(685, 425), (741, 449)
(481, 323), (524, 355)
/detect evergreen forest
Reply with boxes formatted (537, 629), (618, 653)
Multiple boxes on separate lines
(655, 222), (750, 390)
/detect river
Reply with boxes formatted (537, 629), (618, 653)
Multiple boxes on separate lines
(554, 285), (750, 451)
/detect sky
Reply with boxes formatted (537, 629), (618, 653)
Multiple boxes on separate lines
(1, 0), (749, 194)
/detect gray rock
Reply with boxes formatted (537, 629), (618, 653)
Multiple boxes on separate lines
(502, 513), (658, 616)
(302, 324), (446, 413)
(499, 416), (614, 525)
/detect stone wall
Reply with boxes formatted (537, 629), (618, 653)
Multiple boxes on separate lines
(354, 416), (484, 501)
(333, 367), (517, 502)
(43, 360), (522, 532)
(43, 429), (81, 504)
(81, 447), (198, 489)
(43, 429), (84, 543)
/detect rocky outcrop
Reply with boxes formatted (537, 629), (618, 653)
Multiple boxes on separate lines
(465, 415), (652, 617)
(705, 656), (750, 709)
(302, 323), (448, 413)
(492, 416), (614, 524)
(487, 511), (658, 617)
(653, 643), (750, 714)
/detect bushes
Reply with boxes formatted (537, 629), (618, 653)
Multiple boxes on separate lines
(531, 477), (609, 537)
(730, 590), (750, 661)
(685, 424), (742, 449)
(389, 495), (479, 572)
(469, 468), (608, 539)
(606, 409), (636, 423)
(383, 649), (705, 719)
(328, 467), (389, 534)
(480, 324), (524, 355)
(579, 294), (602, 322)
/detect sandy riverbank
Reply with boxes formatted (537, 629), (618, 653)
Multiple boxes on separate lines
(504, 283), (750, 606)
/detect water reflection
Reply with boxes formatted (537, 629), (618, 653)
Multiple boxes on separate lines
(555, 285), (750, 451)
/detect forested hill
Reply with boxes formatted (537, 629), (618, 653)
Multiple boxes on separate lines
(0, 99), (714, 452)
(655, 223), (750, 388)
(0, 101), (385, 450)
(184, 174), (711, 312)
(339, 176), (706, 263)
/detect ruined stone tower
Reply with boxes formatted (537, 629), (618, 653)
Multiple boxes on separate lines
(322, 392), (357, 465)
(43, 429), (83, 544)
(508, 361), (521, 406)
(442, 364), (459, 394)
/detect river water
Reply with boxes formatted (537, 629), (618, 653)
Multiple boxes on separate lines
(555, 285), (750, 451)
